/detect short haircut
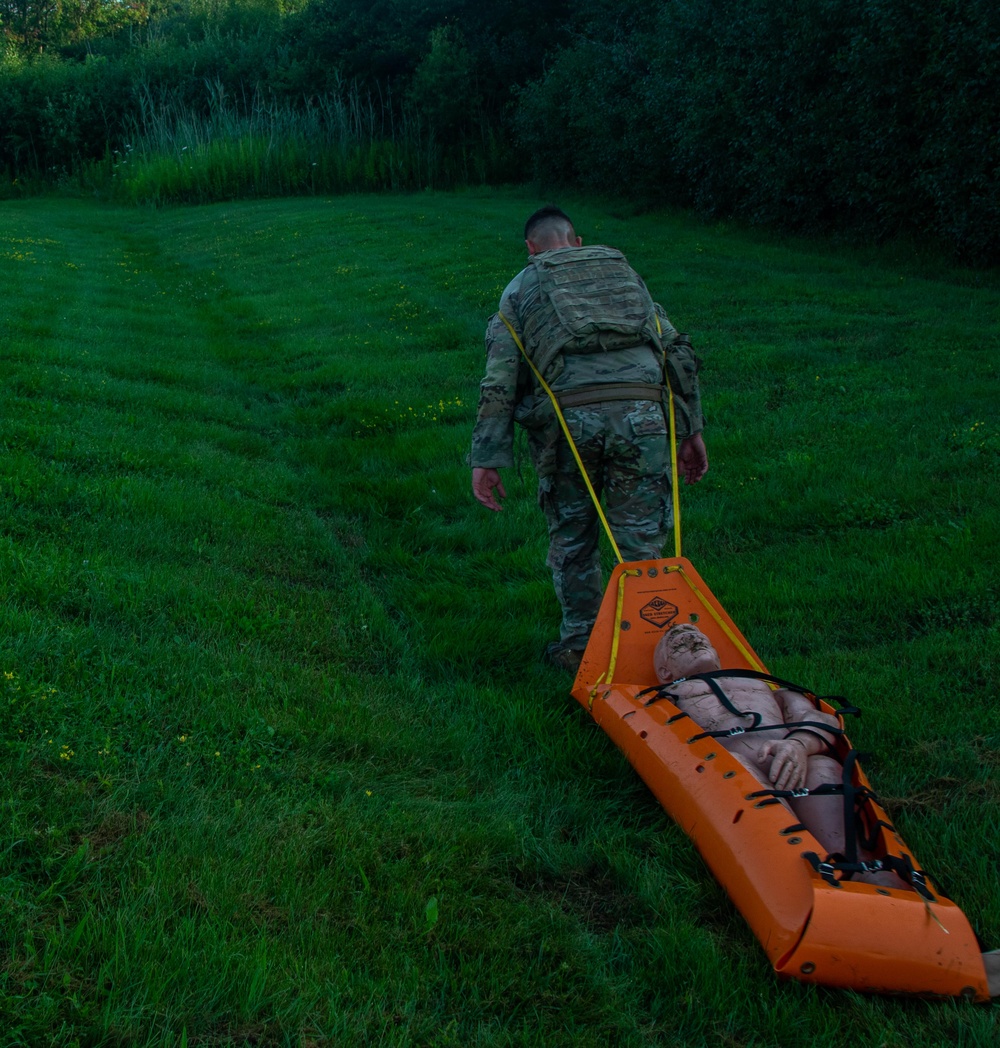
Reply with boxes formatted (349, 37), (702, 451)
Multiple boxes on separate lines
(524, 205), (575, 242)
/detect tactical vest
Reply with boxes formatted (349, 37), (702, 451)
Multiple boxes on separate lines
(520, 246), (662, 380)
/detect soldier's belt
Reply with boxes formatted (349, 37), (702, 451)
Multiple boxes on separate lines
(556, 382), (665, 408)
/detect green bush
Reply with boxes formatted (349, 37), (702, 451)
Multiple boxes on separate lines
(515, 0), (1000, 262)
(0, 53), (131, 176)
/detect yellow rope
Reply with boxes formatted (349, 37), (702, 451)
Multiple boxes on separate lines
(498, 311), (688, 563)
(601, 567), (642, 696)
(657, 315), (683, 560)
(589, 563), (760, 706)
(498, 312), (624, 564)
(668, 564), (766, 672)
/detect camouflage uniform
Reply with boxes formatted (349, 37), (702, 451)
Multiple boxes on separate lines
(470, 245), (703, 652)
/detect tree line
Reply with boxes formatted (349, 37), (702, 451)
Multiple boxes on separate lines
(2, 0), (997, 261)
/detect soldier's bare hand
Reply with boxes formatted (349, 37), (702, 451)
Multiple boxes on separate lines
(472, 467), (506, 512)
(678, 433), (709, 484)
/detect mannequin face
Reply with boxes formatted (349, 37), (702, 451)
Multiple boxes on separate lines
(654, 624), (721, 682)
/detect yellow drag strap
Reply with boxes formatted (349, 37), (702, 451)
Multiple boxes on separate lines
(498, 312), (624, 564)
(588, 567), (641, 706)
(667, 564), (765, 672)
(657, 315), (683, 560)
(591, 563), (762, 706)
(498, 312), (686, 562)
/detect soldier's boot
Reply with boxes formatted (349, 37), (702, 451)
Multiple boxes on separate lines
(543, 642), (584, 674)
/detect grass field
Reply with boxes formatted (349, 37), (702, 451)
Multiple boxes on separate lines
(1, 190), (999, 1046)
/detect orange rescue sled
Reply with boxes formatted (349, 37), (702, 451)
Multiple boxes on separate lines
(572, 557), (990, 1000)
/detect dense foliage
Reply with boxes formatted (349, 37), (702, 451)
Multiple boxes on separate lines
(1, 0), (998, 260)
(0, 0), (146, 51)
(516, 0), (1000, 261)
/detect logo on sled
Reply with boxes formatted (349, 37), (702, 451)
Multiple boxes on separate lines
(640, 596), (678, 629)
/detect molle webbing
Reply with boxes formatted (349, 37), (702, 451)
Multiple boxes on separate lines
(556, 381), (664, 409)
(523, 247), (660, 377)
(664, 335), (698, 401)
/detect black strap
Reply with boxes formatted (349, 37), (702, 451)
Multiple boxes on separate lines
(785, 726), (839, 753)
(803, 852), (843, 888)
(688, 717), (846, 745)
(839, 749), (863, 863)
(746, 747), (878, 871)
(745, 751), (874, 804)
(641, 671), (851, 748)
(752, 748), (930, 894)
(638, 671), (933, 898)
(640, 669), (861, 720)
(856, 816), (898, 854)
(691, 673), (760, 722)
(747, 781), (870, 802)
(802, 851), (936, 901)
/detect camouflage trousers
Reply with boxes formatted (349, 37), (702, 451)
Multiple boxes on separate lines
(535, 399), (672, 651)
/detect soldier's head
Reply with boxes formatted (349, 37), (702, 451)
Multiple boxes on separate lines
(654, 623), (721, 683)
(524, 205), (582, 255)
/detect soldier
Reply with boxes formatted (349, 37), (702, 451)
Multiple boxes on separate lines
(470, 206), (708, 672)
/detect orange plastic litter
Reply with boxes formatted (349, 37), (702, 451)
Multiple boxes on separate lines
(571, 557), (990, 1000)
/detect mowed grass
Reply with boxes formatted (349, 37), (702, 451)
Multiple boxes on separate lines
(1, 191), (999, 1046)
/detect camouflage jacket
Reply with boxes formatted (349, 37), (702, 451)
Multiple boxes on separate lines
(470, 246), (704, 470)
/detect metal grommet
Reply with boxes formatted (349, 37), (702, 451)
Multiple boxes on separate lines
(800, 962), (816, 975)
(787, 836), (803, 845)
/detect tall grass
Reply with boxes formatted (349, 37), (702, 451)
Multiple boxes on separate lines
(1, 192), (998, 1045)
(87, 79), (499, 206)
